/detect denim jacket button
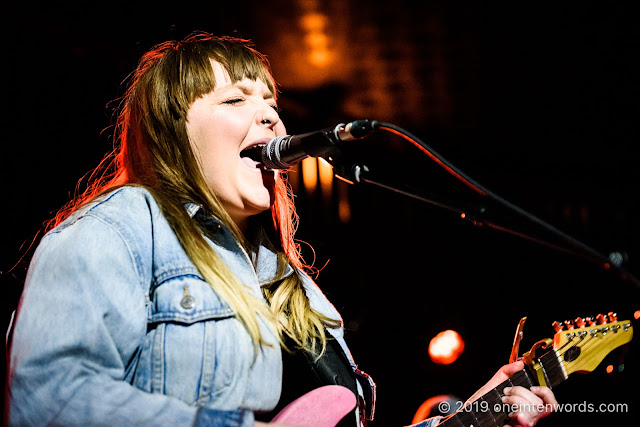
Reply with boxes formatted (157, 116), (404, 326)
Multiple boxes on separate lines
(180, 295), (195, 309)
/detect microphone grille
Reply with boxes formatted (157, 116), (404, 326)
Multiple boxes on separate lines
(262, 135), (289, 170)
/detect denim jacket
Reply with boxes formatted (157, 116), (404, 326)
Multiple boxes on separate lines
(6, 186), (381, 426)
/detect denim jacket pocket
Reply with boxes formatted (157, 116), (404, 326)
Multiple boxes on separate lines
(149, 268), (235, 324)
(133, 269), (244, 406)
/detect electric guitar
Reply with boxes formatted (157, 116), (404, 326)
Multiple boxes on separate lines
(270, 313), (633, 427)
(436, 312), (633, 427)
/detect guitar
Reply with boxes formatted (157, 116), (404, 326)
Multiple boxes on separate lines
(436, 312), (633, 427)
(269, 313), (633, 427)
(270, 385), (357, 426)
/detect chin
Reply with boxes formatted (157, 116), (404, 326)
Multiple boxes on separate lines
(244, 193), (275, 216)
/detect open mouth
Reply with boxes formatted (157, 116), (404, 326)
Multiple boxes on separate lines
(240, 144), (271, 171)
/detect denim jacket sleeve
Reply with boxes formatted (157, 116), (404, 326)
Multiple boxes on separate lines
(6, 205), (253, 426)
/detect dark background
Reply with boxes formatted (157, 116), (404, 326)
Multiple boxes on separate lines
(2, 2), (638, 426)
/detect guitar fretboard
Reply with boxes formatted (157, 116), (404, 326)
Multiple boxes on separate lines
(439, 350), (564, 427)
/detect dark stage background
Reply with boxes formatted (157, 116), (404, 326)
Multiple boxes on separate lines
(2, 2), (638, 426)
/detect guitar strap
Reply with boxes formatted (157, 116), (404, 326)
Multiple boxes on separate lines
(255, 333), (365, 426)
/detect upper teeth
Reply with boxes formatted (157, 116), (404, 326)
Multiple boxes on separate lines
(241, 144), (267, 163)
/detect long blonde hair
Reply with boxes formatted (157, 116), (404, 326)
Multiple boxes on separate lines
(50, 32), (339, 355)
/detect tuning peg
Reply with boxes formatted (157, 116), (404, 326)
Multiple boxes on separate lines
(564, 320), (574, 330)
(574, 317), (586, 328)
(552, 321), (563, 332)
(596, 313), (608, 324)
(608, 312), (617, 322)
(586, 316), (596, 326)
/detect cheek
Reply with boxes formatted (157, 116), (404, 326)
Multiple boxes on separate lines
(275, 121), (287, 137)
(188, 118), (240, 168)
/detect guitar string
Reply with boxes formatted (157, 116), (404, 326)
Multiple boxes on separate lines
(553, 322), (630, 368)
(546, 333), (611, 372)
(545, 335), (596, 380)
(539, 323), (631, 381)
(449, 334), (606, 427)
(541, 321), (627, 363)
(537, 336), (591, 385)
(565, 328), (631, 374)
(444, 324), (631, 426)
(533, 327), (614, 382)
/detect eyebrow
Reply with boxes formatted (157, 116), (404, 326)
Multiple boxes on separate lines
(234, 81), (274, 99)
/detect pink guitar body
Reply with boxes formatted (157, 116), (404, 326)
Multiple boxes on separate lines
(271, 385), (357, 426)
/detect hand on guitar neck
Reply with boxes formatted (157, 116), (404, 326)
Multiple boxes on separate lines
(431, 314), (633, 427)
(255, 314), (633, 427)
(464, 361), (557, 427)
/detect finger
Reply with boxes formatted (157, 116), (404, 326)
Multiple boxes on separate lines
(502, 390), (544, 425)
(467, 362), (525, 402)
(499, 361), (524, 377)
(510, 410), (535, 427)
(504, 386), (544, 407)
(502, 394), (538, 415)
(530, 386), (558, 409)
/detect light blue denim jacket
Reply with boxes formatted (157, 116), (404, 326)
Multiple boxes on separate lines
(6, 186), (388, 426)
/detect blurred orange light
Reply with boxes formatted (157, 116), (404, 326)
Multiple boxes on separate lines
(338, 181), (351, 223)
(606, 365), (614, 374)
(634, 310), (640, 320)
(318, 158), (333, 195)
(304, 32), (328, 49)
(429, 330), (465, 365)
(412, 395), (459, 423)
(299, 13), (328, 31)
(338, 199), (351, 223)
(302, 157), (318, 191)
(309, 50), (330, 66)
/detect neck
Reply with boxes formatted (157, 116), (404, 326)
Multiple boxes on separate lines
(231, 215), (249, 235)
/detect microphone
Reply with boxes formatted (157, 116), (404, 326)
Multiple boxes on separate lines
(260, 120), (376, 170)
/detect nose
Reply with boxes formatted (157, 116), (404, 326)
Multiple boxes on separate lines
(258, 104), (280, 129)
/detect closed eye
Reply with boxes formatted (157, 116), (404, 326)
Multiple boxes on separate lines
(222, 97), (244, 105)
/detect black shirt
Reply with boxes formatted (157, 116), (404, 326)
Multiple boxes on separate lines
(255, 335), (359, 426)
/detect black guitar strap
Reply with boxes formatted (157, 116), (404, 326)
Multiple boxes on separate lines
(255, 334), (361, 426)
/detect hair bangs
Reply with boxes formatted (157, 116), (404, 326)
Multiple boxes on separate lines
(207, 40), (277, 99)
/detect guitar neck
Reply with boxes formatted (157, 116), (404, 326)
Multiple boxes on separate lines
(436, 317), (633, 427)
(438, 353), (565, 427)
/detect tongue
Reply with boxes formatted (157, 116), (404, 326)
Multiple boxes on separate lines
(241, 156), (259, 168)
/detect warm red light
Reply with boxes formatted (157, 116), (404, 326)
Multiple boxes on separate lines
(412, 395), (457, 423)
(606, 365), (614, 374)
(428, 330), (465, 365)
(634, 310), (640, 320)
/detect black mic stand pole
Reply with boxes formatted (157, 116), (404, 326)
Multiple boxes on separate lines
(329, 156), (640, 291)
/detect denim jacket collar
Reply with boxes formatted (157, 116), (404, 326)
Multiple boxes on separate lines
(185, 203), (294, 287)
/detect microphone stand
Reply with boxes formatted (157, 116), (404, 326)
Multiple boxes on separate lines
(327, 121), (640, 290)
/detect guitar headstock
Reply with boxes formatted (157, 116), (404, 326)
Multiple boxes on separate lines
(551, 312), (633, 375)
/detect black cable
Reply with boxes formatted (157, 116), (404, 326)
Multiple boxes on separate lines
(367, 121), (639, 288)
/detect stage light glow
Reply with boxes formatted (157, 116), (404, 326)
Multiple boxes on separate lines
(428, 329), (465, 365)
(299, 13), (327, 32)
(318, 158), (333, 195)
(412, 394), (461, 423)
(302, 157), (318, 191)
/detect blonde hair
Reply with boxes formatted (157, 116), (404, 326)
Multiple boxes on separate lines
(50, 32), (339, 355)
